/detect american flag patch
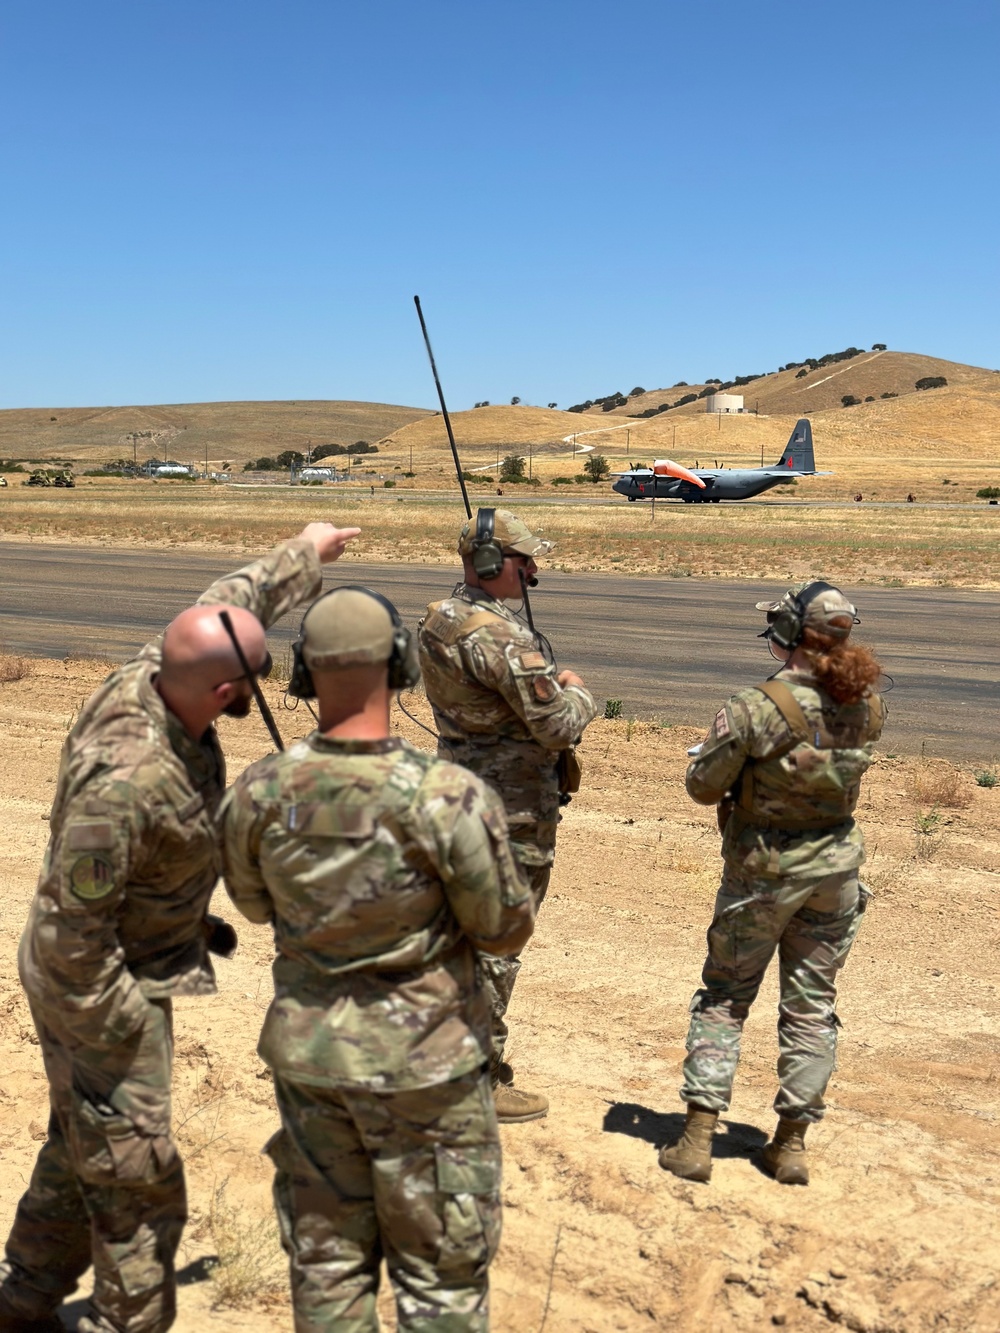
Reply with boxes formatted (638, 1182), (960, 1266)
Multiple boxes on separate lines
(714, 707), (730, 738)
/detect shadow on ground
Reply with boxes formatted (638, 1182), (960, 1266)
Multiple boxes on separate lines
(602, 1101), (768, 1158)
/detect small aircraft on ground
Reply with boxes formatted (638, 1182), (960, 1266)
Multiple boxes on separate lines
(611, 418), (830, 503)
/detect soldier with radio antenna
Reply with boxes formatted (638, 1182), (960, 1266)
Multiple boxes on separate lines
(413, 297), (598, 1123)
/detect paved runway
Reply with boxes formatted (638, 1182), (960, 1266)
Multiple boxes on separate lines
(1, 542), (995, 761)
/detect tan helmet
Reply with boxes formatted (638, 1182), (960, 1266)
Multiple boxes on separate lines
(288, 586), (420, 697)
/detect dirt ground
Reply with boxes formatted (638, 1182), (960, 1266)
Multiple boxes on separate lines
(1, 656), (998, 1332)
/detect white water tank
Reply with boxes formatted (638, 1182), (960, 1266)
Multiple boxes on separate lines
(705, 394), (743, 414)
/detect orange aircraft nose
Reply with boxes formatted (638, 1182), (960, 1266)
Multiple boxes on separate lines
(653, 459), (706, 489)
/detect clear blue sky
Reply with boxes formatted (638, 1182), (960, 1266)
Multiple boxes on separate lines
(2, 0), (997, 410)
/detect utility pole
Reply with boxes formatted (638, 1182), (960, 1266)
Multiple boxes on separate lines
(626, 428), (630, 462)
(409, 440), (413, 473)
(528, 440), (532, 480)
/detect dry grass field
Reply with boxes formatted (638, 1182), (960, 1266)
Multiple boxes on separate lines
(2, 482), (998, 587)
(0, 399), (432, 473)
(1, 656), (998, 1332)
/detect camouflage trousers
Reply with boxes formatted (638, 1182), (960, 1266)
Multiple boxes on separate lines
(477, 863), (550, 1078)
(268, 1067), (501, 1333)
(680, 869), (868, 1124)
(0, 998), (185, 1332)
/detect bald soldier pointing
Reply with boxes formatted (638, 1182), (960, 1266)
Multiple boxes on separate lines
(0, 522), (358, 1333)
(418, 509), (598, 1122)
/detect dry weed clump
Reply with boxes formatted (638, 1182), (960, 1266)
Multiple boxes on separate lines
(0, 652), (32, 683)
(208, 1179), (284, 1309)
(909, 760), (972, 810)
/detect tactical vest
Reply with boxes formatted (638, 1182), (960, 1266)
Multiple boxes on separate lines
(735, 680), (884, 832)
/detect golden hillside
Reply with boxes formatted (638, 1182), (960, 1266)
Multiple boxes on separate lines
(0, 399), (432, 470)
(602, 350), (994, 419)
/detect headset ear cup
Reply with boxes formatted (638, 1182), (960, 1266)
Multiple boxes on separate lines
(471, 541), (504, 580)
(287, 639), (315, 699)
(387, 626), (421, 691)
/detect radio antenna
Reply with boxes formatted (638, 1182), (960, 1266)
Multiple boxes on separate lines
(413, 295), (472, 519)
(218, 610), (285, 752)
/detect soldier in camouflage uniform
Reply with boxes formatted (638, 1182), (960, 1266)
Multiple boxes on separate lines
(0, 522), (359, 1333)
(659, 581), (885, 1186)
(417, 509), (598, 1123)
(220, 586), (534, 1332)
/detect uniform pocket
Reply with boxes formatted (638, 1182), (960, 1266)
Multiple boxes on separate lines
(435, 1143), (502, 1273)
(68, 1085), (176, 1185)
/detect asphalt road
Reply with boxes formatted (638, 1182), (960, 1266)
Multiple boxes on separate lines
(1, 542), (996, 761)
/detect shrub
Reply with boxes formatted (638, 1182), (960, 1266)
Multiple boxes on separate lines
(872, 343), (887, 351)
(975, 486), (1000, 498)
(881, 392), (898, 399)
(499, 454), (526, 482)
(461, 470), (478, 481)
(510, 396), (521, 405)
(915, 376), (947, 390)
(383, 479), (396, 488)
(551, 476), (574, 485)
(348, 441), (378, 454)
(674, 393), (698, 407)
(567, 401), (593, 413)
(975, 769), (998, 787)
(473, 400), (490, 408)
(604, 698), (623, 719)
(583, 454), (609, 482)
(547, 402), (557, 409)
(673, 381), (688, 387)
(208, 1180), (283, 1309)
(402, 470), (416, 478)
(910, 760), (971, 809)
(628, 386), (646, 397)
(841, 395), (861, 408)
(0, 653), (32, 683)
(795, 368), (809, 379)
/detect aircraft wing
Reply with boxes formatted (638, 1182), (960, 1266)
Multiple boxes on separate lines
(756, 468), (834, 478)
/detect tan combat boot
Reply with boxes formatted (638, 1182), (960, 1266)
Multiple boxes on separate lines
(761, 1118), (810, 1185)
(493, 1072), (549, 1123)
(658, 1105), (718, 1182)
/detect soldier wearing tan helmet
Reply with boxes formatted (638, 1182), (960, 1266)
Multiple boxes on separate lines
(0, 522), (359, 1333)
(659, 581), (885, 1187)
(221, 585), (534, 1330)
(418, 509), (598, 1123)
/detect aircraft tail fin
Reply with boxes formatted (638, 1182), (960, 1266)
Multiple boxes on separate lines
(774, 418), (815, 472)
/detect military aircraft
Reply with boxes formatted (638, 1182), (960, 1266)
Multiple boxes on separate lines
(611, 418), (830, 503)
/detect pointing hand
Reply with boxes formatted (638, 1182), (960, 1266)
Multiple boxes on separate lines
(298, 523), (362, 564)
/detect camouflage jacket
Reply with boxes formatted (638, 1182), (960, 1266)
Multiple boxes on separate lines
(18, 539), (322, 1049)
(417, 583), (597, 864)
(220, 736), (533, 1091)
(687, 667), (885, 881)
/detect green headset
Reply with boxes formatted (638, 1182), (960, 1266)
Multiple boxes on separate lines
(469, 507), (506, 581)
(765, 581), (840, 651)
(288, 586), (421, 699)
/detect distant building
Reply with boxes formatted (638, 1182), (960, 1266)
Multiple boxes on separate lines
(705, 394), (744, 414)
(153, 464), (194, 478)
(298, 466), (340, 482)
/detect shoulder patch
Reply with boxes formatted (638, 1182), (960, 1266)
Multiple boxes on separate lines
(714, 707), (730, 738)
(518, 651), (547, 670)
(69, 853), (117, 901)
(533, 676), (558, 702)
(66, 820), (115, 851)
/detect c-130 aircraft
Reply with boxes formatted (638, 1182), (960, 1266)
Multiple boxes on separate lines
(611, 418), (829, 503)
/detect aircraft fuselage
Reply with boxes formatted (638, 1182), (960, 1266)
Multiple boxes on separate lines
(612, 471), (799, 503)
